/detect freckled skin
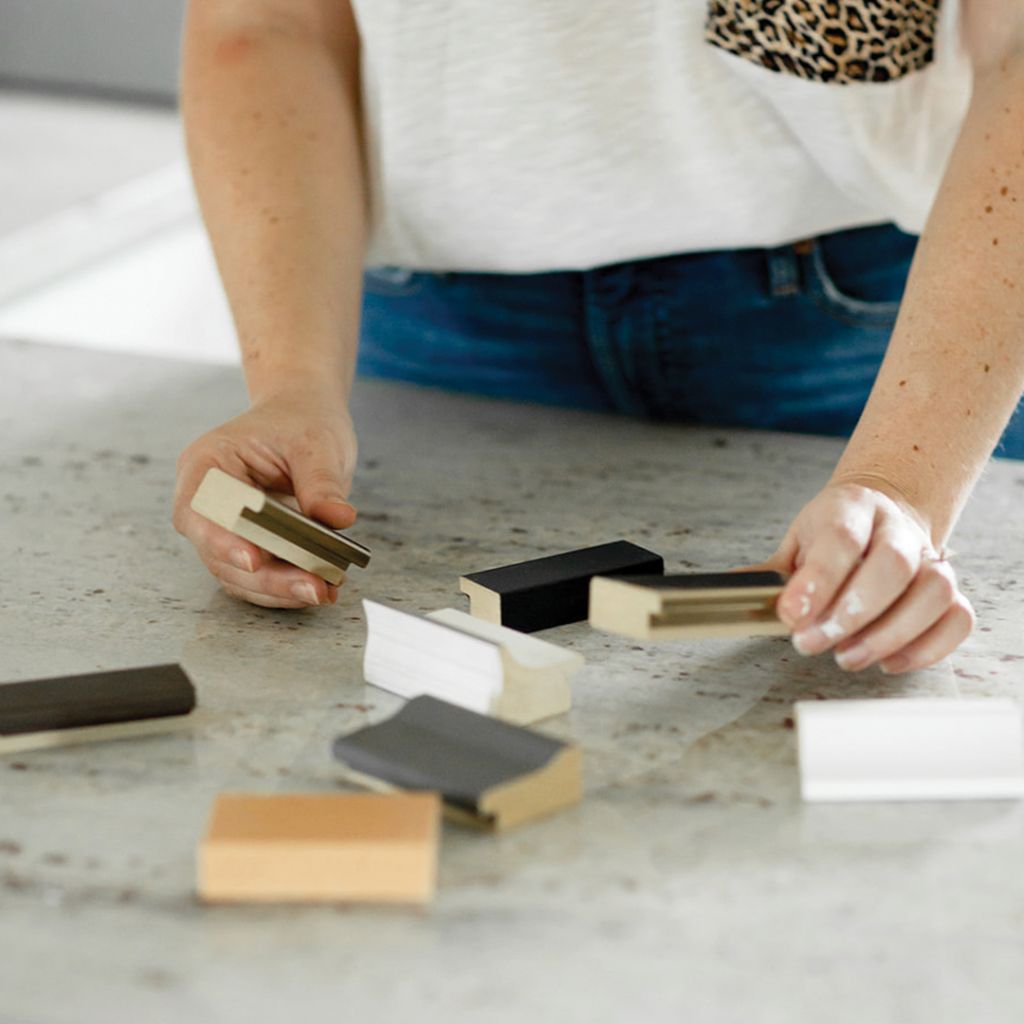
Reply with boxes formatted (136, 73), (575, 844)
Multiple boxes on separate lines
(213, 35), (255, 66)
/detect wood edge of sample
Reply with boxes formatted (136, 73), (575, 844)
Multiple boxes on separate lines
(190, 467), (370, 585)
(476, 743), (583, 830)
(363, 600), (580, 724)
(197, 791), (440, 904)
(795, 698), (1024, 803)
(336, 752), (582, 832)
(588, 571), (790, 640)
(458, 576), (502, 624)
(0, 714), (193, 755)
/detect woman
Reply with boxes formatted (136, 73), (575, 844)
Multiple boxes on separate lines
(173, 0), (1024, 675)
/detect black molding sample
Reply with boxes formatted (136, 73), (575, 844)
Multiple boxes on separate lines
(460, 539), (664, 632)
(0, 663), (196, 736)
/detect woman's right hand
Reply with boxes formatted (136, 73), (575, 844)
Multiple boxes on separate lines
(173, 387), (359, 608)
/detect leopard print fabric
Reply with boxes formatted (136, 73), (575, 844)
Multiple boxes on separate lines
(705, 0), (942, 85)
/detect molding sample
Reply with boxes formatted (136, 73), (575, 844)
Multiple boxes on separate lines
(198, 791), (440, 904)
(460, 539), (663, 632)
(191, 467), (370, 585)
(363, 600), (582, 724)
(589, 571), (788, 640)
(332, 696), (582, 830)
(796, 698), (1024, 802)
(0, 663), (195, 754)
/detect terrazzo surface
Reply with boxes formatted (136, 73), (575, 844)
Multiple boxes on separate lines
(1, 339), (1022, 1024)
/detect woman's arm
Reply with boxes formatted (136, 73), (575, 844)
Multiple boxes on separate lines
(173, 0), (367, 608)
(772, 3), (1024, 671)
(181, 0), (366, 402)
(831, 2), (1024, 540)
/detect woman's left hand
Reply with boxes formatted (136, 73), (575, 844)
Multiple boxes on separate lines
(752, 479), (974, 674)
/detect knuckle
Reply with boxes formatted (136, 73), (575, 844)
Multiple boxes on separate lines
(175, 443), (196, 474)
(928, 567), (957, 605)
(830, 525), (864, 559)
(881, 542), (917, 581)
(303, 467), (340, 491)
(210, 437), (239, 464)
(206, 530), (234, 561)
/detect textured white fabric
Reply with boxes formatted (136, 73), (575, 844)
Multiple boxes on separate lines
(352, 1), (972, 273)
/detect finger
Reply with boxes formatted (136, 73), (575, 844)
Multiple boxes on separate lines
(792, 520), (923, 656)
(877, 595), (976, 674)
(181, 510), (265, 573)
(728, 559), (783, 574)
(172, 447), (267, 571)
(173, 443), (252, 525)
(289, 442), (357, 529)
(732, 527), (800, 577)
(778, 507), (874, 631)
(220, 581), (310, 610)
(203, 555), (340, 607)
(832, 560), (960, 671)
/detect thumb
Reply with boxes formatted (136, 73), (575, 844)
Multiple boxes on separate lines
(289, 452), (357, 529)
(729, 545), (794, 576)
(728, 558), (784, 575)
(738, 523), (801, 577)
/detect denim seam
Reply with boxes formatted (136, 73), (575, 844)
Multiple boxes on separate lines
(581, 273), (646, 416)
(803, 245), (900, 328)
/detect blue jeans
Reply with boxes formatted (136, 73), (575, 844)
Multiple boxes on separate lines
(358, 223), (1024, 458)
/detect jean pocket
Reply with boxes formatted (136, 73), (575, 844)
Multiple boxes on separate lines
(363, 265), (427, 298)
(802, 241), (902, 330)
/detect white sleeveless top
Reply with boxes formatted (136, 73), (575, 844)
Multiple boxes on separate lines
(352, 1), (970, 273)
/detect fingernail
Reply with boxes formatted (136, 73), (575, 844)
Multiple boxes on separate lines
(780, 587), (815, 627)
(835, 642), (870, 671)
(880, 655), (909, 675)
(292, 582), (320, 605)
(322, 495), (356, 513)
(231, 549), (255, 572)
(792, 630), (817, 656)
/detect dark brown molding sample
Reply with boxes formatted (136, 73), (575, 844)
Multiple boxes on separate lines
(460, 539), (664, 632)
(0, 663), (196, 754)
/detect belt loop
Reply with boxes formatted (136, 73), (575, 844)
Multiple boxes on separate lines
(767, 239), (813, 298)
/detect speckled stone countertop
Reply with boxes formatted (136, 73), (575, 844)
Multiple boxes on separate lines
(1, 339), (1022, 1024)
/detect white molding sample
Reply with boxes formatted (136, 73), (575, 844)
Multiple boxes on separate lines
(362, 601), (583, 724)
(796, 698), (1024, 802)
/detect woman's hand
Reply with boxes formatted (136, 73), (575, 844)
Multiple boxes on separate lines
(173, 387), (358, 608)
(757, 479), (975, 673)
